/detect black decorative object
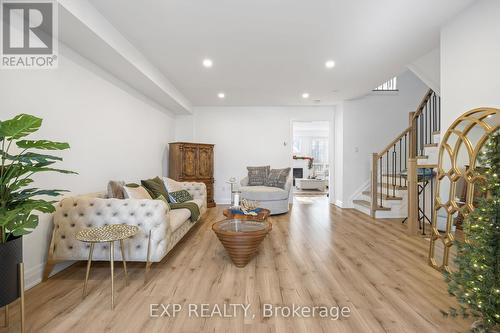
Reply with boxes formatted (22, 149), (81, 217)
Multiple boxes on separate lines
(0, 236), (23, 307)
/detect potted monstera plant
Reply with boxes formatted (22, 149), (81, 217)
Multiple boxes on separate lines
(0, 114), (75, 308)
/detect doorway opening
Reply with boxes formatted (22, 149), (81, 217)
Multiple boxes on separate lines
(291, 121), (330, 198)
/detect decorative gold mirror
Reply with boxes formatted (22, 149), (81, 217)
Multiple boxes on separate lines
(429, 107), (500, 272)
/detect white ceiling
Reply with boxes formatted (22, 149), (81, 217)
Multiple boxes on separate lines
(88, 0), (474, 107)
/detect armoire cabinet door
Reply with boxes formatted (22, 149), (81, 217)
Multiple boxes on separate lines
(182, 145), (198, 178)
(198, 146), (213, 178)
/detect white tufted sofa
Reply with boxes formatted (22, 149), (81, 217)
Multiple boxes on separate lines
(43, 178), (207, 280)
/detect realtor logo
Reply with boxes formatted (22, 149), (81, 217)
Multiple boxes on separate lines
(1, 0), (58, 68)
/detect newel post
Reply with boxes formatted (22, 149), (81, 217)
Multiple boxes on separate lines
(370, 153), (378, 218)
(407, 111), (419, 235)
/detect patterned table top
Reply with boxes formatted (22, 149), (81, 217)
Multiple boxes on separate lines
(76, 224), (139, 243)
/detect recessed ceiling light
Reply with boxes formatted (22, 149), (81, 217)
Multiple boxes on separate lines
(302, 93), (310, 99)
(217, 92), (225, 99)
(202, 58), (213, 68)
(325, 60), (335, 69)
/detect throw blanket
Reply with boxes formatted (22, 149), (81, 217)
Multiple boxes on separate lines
(170, 202), (201, 222)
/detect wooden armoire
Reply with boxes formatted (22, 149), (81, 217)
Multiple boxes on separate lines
(168, 142), (215, 207)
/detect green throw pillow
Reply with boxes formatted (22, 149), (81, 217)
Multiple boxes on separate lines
(169, 190), (193, 203)
(141, 177), (170, 202)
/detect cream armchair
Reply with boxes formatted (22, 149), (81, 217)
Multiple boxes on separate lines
(239, 174), (292, 214)
(43, 178), (207, 280)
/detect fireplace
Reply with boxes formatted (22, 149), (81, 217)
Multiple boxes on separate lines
(293, 167), (303, 186)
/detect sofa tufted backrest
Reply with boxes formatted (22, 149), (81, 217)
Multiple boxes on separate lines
(162, 177), (207, 210)
(51, 196), (170, 262)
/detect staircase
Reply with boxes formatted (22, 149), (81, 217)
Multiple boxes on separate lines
(353, 89), (440, 228)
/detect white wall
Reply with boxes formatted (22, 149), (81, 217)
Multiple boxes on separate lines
(334, 104), (344, 207)
(408, 47), (440, 95)
(0, 45), (175, 288)
(441, 0), (500, 133)
(177, 107), (335, 204)
(341, 70), (428, 206)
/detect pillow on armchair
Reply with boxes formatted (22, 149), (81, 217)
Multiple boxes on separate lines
(247, 166), (270, 186)
(265, 168), (291, 189)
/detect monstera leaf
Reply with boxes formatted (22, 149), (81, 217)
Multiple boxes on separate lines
(17, 140), (70, 150)
(0, 113), (76, 243)
(0, 114), (42, 140)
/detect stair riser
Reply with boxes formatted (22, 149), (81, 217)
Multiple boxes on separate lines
(353, 203), (372, 217)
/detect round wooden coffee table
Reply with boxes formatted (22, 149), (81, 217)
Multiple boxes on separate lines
(212, 219), (271, 267)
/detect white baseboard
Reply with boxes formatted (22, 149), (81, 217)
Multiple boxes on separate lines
(25, 260), (74, 290)
(334, 200), (344, 208)
(215, 198), (231, 205)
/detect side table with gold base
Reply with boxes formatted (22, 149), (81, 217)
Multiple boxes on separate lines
(76, 224), (139, 310)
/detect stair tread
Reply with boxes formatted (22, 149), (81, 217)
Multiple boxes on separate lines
(417, 164), (438, 168)
(353, 199), (391, 211)
(382, 173), (406, 177)
(378, 183), (408, 190)
(424, 143), (438, 148)
(416, 155), (429, 159)
(432, 130), (440, 135)
(361, 191), (403, 200)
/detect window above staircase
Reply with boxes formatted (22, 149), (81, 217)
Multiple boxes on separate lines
(373, 77), (398, 91)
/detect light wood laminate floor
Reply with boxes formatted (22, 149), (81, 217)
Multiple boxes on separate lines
(1, 197), (470, 332)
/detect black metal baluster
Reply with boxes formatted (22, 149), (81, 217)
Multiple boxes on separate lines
(414, 115), (418, 158)
(433, 93), (437, 133)
(424, 105), (427, 145)
(386, 152), (389, 201)
(420, 114), (424, 155)
(428, 97), (431, 143)
(417, 183), (421, 229)
(399, 138), (402, 187)
(404, 133), (407, 187)
(392, 145), (396, 197)
(427, 98), (431, 145)
(422, 177), (426, 235)
(438, 96), (441, 131)
(379, 157), (382, 208)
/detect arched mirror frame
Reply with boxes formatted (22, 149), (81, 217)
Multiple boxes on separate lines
(428, 107), (500, 272)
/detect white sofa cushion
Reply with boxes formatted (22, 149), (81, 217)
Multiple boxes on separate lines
(169, 209), (192, 232)
(240, 185), (289, 201)
(169, 198), (205, 231)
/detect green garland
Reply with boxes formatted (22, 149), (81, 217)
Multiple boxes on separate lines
(293, 155), (314, 169)
(445, 130), (500, 332)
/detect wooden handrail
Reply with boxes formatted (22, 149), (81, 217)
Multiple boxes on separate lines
(412, 89), (433, 120)
(369, 88), (438, 218)
(377, 89), (434, 158)
(377, 126), (411, 158)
